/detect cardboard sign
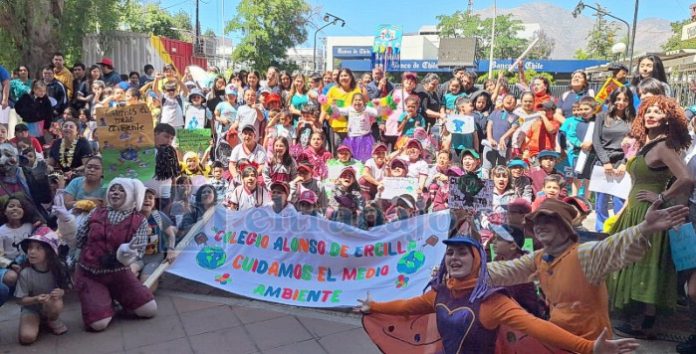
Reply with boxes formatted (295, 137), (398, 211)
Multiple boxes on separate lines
(380, 177), (419, 200)
(96, 104), (155, 185)
(177, 128), (211, 156)
(445, 115), (475, 135)
(448, 175), (493, 211)
(96, 103), (154, 150)
(669, 222), (696, 271)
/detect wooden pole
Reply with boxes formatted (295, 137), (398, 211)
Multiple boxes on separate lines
(143, 206), (217, 290)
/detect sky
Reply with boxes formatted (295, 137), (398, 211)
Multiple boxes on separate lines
(160, 0), (688, 46)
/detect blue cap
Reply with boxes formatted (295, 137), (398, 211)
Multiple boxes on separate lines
(442, 234), (479, 246)
(537, 150), (560, 159)
(507, 159), (528, 169)
(117, 81), (130, 90)
(436, 235), (491, 302)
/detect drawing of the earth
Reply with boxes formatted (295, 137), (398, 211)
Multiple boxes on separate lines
(397, 250), (425, 275)
(196, 246), (226, 270)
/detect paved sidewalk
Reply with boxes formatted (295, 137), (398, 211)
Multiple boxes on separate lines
(0, 289), (380, 354)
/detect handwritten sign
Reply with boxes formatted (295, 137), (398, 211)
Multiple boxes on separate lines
(166, 206), (450, 308)
(448, 175), (493, 211)
(380, 177), (418, 200)
(669, 223), (696, 271)
(445, 115), (475, 135)
(326, 159), (364, 182)
(177, 128), (211, 157)
(96, 104), (155, 184)
(96, 103), (153, 150)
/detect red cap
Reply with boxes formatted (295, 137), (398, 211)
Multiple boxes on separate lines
(98, 57), (114, 67)
(298, 190), (318, 204)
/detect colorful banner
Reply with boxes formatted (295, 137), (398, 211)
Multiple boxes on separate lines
(166, 206), (450, 308)
(96, 103), (155, 184)
(177, 128), (211, 157)
(594, 78), (623, 110)
(372, 24), (403, 71)
(448, 175), (493, 211)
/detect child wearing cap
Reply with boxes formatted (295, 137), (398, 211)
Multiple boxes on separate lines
(295, 189), (321, 217)
(15, 227), (70, 343)
(390, 139), (428, 194)
(327, 166), (364, 217)
(225, 163), (271, 211)
(360, 143), (388, 201)
(184, 88), (212, 130)
(291, 161), (328, 212)
(213, 84), (238, 136)
(528, 150), (566, 198)
(508, 158), (533, 202)
(329, 144), (362, 179)
(460, 148), (483, 178)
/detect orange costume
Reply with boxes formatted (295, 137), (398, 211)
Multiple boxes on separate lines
(367, 240), (595, 354)
(489, 199), (651, 340)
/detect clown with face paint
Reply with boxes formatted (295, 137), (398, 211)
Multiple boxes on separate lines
(358, 234), (641, 354)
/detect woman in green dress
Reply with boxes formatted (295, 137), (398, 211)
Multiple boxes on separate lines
(608, 95), (693, 339)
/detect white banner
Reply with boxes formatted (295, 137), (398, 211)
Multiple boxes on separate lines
(166, 206), (450, 308)
(445, 114), (475, 134)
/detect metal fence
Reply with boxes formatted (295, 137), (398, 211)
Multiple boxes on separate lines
(668, 63), (696, 107)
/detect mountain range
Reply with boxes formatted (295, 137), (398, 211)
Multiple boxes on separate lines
(475, 2), (674, 59)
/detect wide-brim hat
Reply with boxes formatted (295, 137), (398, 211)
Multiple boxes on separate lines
(491, 224), (526, 252)
(188, 89), (206, 103)
(524, 198), (578, 242)
(20, 226), (60, 256)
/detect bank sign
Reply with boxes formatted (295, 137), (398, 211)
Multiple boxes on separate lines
(339, 58), (607, 74)
(333, 46), (372, 58)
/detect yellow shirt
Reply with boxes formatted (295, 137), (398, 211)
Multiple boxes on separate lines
(54, 67), (74, 98)
(324, 85), (361, 133)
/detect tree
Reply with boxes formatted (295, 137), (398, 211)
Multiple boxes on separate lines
(122, 3), (182, 40)
(527, 30), (555, 60)
(0, 0), (123, 73)
(225, 0), (311, 71)
(436, 12), (526, 59)
(663, 19), (696, 52)
(574, 48), (591, 60)
(584, 5), (618, 59)
(171, 10), (194, 41)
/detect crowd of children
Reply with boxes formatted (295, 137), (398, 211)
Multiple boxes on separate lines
(1, 53), (696, 353)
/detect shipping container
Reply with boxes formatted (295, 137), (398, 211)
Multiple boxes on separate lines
(83, 31), (208, 76)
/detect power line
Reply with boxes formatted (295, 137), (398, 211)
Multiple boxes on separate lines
(161, 0), (191, 11)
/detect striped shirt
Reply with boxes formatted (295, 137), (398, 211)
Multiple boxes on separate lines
(488, 225), (649, 286)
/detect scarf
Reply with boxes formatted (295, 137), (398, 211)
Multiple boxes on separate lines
(446, 247), (482, 298)
(155, 145), (180, 180)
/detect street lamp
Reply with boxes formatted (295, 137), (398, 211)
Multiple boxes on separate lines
(572, 1), (630, 62)
(313, 13), (345, 73)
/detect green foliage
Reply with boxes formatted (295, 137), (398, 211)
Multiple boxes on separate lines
(122, 2), (183, 40)
(584, 5), (618, 59)
(225, 0), (311, 71)
(436, 12), (526, 59)
(574, 48), (591, 60)
(663, 19), (696, 52)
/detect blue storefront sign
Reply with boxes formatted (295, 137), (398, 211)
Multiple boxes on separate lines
(338, 57), (608, 74)
(333, 46), (373, 58)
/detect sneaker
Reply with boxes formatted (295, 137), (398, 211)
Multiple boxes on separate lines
(613, 322), (656, 340)
(677, 335), (696, 354)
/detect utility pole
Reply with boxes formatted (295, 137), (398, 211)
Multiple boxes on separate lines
(195, 0), (201, 55)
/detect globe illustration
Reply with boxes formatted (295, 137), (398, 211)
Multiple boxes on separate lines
(196, 246), (227, 270)
(397, 251), (425, 275)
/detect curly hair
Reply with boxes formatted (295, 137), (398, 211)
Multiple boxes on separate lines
(629, 96), (692, 151)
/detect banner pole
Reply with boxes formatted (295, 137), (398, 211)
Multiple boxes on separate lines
(143, 206), (217, 290)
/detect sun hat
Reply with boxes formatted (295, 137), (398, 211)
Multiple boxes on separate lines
(524, 198), (578, 241)
(20, 226), (60, 256)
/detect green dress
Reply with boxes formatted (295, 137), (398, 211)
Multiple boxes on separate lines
(607, 138), (677, 311)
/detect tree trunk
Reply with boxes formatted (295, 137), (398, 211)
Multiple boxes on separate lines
(0, 0), (64, 78)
